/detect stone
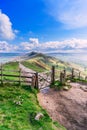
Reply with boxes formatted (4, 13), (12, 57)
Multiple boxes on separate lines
(35, 113), (44, 121)
(67, 80), (71, 83)
(63, 86), (69, 91)
(80, 87), (87, 92)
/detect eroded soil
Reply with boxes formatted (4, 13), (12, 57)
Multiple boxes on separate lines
(37, 83), (87, 130)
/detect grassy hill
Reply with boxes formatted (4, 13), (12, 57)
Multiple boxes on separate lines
(21, 52), (87, 77)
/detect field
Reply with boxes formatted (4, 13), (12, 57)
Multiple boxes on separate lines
(0, 62), (66, 130)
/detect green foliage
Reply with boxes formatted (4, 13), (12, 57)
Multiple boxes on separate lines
(51, 81), (65, 90)
(0, 83), (66, 130)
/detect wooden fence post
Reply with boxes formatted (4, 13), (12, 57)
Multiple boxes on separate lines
(71, 68), (74, 79)
(32, 75), (35, 88)
(60, 72), (65, 85)
(60, 72), (63, 84)
(0, 64), (3, 85)
(35, 73), (38, 89)
(19, 68), (21, 85)
(51, 66), (55, 84)
(79, 71), (80, 79)
(1, 64), (3, 85)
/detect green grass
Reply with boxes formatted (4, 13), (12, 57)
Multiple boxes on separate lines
(1, 62), (19, 81)
(3, 62), (19, 70)
(22, 61), (46, 72)
(0, 83), (66, 130)
(70, 77), (87, 83)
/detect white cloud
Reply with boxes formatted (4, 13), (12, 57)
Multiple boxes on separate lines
(0, 41), (18, 52)
(29, 38), (39, 46)
(0, 10), (15, 40)
(20, 38), (39, 51)
(42, 38), (87, 51)
(44, 0), (87, 29)
(1, 38), (87, 53)
(20, 42), (34, 50)
(19, 37), (87, 52)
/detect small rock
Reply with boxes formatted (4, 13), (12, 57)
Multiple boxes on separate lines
(80, 87), (87, 92)
(35, 113), (44, 121)
(63, 86), (69, 91)
(67, 80), (71, 83)
(14, 100), (22, 105)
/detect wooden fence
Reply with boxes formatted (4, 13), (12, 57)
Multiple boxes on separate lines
(0, 64), (55, 89)
(0, 64), (35, 86)
(0, 63), (86, 89)
(55, 67), (85, 85)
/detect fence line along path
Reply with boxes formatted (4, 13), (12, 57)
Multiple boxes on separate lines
(0, 63), (34, 85)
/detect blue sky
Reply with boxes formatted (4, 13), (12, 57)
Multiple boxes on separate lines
(0, 0), (87, 53)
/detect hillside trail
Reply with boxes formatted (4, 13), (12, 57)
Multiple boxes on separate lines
(37, 82), (87, 130)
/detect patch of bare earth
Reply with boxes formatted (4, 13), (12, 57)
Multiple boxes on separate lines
(37, 83), (87, 130)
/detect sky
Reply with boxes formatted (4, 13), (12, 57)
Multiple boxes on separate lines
(0, 0), (87, 53)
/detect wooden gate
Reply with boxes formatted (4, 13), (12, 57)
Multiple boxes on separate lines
(19, 63), (55, 90)
(38, 71), (52, 89)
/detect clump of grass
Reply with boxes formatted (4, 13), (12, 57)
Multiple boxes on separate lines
(51, 81), (65, 90)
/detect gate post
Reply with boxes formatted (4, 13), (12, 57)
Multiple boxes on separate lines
(51, 66), (55, 84)
(35, 72), (39, 89)
(32, 75), (35, 88)
(71, 68), (74, 79)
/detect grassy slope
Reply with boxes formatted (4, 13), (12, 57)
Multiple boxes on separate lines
(0, 62), (66, 130)
(21, 53), (87, 77)
(0, 84), (66, 130)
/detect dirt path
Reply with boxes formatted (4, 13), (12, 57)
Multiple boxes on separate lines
(37, 83), (87, 130)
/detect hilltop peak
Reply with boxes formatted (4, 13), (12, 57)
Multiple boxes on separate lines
(26, 51), (38, 57)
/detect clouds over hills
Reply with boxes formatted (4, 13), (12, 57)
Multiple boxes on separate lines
(1, 38), (87, 53)
(0, 4), (87, 53)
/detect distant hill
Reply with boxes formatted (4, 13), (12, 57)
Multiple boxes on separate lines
(20, 52), (87, 76)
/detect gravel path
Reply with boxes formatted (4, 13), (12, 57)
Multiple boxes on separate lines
(37, 83), (87, 130)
